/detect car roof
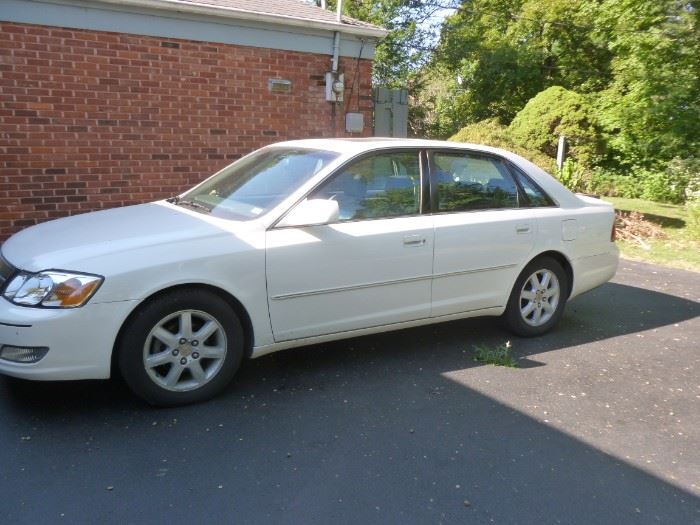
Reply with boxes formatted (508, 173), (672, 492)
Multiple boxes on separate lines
(272, 138), (516, 157)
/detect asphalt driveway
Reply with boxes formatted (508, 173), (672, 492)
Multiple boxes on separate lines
(1, 260), (698, 524)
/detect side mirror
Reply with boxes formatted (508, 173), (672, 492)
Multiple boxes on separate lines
(277, 199), (339, 228)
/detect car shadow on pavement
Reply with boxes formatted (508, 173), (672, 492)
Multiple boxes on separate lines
(1, 281), (699, 523)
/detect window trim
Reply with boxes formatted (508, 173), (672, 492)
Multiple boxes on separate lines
(270, 147), (426, 229)
(426, 149), (525, 215)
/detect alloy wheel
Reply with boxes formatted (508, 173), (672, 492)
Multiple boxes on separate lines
(519, 269), (561, 327)
(142, 309), (227, 392)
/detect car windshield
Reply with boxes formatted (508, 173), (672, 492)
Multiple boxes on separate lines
(179, 148), (340, 220)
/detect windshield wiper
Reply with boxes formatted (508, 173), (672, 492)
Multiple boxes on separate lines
(166, 196), (212, 213)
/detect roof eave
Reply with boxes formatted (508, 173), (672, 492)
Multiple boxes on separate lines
(93, 0), (389, 39)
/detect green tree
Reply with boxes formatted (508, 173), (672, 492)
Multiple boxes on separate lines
(592, 0), (700, 168)
(332, 1), (459, 87)
(341, 0), (699, 189)
(428, 0), (699, 176)
(508, 86), (601, 167)
(435, 0), (613, 127)
(449, 118), (555, 171)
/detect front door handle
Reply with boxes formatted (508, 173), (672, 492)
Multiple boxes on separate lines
(403, 235), (426, 246)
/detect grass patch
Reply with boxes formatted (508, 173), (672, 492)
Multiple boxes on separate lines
(472, 341), (518, 367)
(606, 197), (700, 272)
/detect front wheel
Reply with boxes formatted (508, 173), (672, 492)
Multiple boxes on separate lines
(117, 289), (244, 406)
(504, 256), (568, 337)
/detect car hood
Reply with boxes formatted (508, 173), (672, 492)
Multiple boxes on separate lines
(2, 202), (250, 273)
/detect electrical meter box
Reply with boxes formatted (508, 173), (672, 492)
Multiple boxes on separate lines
(325, 72), (344, 102)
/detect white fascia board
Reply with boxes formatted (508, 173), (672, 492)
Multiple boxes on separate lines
(95, 0), (388, 39)
(6, 0), (379, 58)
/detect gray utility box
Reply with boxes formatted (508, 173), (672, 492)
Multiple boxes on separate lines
(345, 112), (364, 133)
(374, 88), (408, 138)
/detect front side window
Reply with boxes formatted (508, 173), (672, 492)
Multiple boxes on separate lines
(180, 148), (339, 220)
(433, 152), (519, 212)
(311, 151), (421, 221)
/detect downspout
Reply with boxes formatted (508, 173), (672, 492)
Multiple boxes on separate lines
(331, 32), (340, 73)
(329, 0), (343, 134)
(331, 0), (342, 74)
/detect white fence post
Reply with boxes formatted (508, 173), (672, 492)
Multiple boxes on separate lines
(556, 135), (566, 170)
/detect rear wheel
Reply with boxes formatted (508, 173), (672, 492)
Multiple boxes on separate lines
(118, 289), (243, 406)
(504, 256), (568, 337)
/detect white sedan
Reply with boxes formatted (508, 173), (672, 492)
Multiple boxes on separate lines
(0, 139), (618, 405)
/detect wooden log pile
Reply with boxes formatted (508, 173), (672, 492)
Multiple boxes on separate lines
(615, 211), (667, 250)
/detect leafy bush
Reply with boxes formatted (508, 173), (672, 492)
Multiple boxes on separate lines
(556, 159), (587, 192)
(449, 118), (555, 172)
(608, 175), (642, 199)
(635, 169), (679, 204)
(587, 159), (698, 204)
(667, 157), (700, 200)
(588, 170), (671, 201)
(587, 169), (620, 196)
(623, 162), (695, 204)
(508, 86), (601, 168)
(687, 197), (700, 241)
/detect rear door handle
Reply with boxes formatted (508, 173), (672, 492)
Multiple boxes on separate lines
(403, 235), (426, 246)
(516, 223), (532, 234)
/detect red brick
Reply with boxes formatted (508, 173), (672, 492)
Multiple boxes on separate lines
(0, 21), (374, 240)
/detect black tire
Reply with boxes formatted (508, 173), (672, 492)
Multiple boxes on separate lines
(117, 289), (244, 406)
(504, 256), (568, 337)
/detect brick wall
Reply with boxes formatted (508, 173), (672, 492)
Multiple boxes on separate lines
(0, 21), (374, 240)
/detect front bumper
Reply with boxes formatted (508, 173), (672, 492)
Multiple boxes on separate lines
(0, 298), (138, 380)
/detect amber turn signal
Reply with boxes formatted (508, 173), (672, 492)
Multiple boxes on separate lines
(50, 278), (101, 307)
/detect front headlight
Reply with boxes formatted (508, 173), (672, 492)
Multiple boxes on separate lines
(3, 271), (103, 308)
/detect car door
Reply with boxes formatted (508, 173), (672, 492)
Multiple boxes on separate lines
(429, 150), (536, 317)
(266, 149), (434, 342)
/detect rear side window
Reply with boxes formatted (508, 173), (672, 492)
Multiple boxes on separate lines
(432, 152), (518, 212)
(509, 166), (555, 207)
